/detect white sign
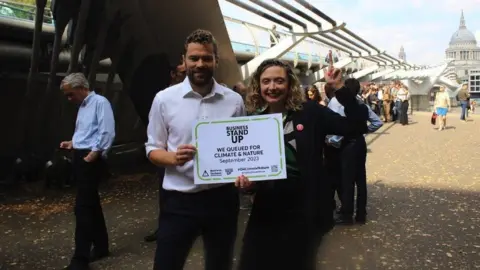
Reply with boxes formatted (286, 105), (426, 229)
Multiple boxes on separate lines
(192, 114), (287, 184)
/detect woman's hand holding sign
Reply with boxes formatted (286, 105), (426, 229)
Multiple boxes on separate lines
(235, 175), (254, 189)
(174, 144), (197, 166)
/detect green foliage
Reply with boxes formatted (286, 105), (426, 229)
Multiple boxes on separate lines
(1, 0), (52, 23)
(7, 0), (51, 6)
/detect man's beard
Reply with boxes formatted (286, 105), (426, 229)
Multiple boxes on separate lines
(187, 69), (214, 87)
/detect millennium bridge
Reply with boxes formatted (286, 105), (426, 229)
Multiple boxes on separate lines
(0, 0), (461, 160)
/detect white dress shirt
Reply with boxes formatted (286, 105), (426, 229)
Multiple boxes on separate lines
(377, 90), (383, 100)
(396, 88), (410, 102)
(145, 78), (246, 193)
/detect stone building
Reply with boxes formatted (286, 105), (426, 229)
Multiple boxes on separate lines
(445, 10), (480, 82)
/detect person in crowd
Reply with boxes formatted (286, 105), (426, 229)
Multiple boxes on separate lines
(391, 82), (400, 122)
(234, 59), (368, 270)
(377, 85), (384, 119)
(367, 87), (379, 114)
(433, 86), (451, 131)
(144, 61), (186, 243)
(145, 29), (245, 270)
(60, 73), (115, 270)
(457, 84), (470, 121)
(306, 85), (327, 106)
(382, 85), (393, 122)
(325, 78), (382, 225)
(397, 85), (410, 125)
(270, 25), (281, 47)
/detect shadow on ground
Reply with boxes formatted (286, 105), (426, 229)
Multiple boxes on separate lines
(0, 175), (479, 270)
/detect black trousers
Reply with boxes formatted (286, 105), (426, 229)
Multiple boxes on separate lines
(324, 145), (342, 209)
(239, 198), (322, 270)
(400, 101), (409, 125)
(154, 184), (239, 270)
(72, 150), (108, 264)
(338, 138), (368, 217)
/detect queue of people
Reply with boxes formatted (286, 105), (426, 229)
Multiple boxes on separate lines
(358, 81), (410, 125)
(304, 80), (411, 127)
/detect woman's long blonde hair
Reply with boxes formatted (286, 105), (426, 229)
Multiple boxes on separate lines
(245, 59), (306, 114)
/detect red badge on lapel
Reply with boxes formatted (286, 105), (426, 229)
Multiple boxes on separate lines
(296, 124), (304, 131)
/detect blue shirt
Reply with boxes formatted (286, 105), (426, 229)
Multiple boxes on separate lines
(72, 91), (115, 156)
(326, 96), (383, 147)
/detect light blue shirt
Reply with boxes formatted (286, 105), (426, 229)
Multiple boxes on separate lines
(72, 91), (115, 156)
(326, 96), (383, 147)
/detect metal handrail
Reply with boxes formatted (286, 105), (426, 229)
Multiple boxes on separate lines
(224, 15), (338, 57)
(224, 0), (423, 72)
(0, 0), (52, 19)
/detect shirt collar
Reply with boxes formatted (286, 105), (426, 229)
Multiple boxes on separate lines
(255, 106), (268, 115)
(81, 91), (95, 107)
(180, 77), (225, 98)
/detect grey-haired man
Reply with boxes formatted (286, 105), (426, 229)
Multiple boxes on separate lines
(59, 73), (115, 270)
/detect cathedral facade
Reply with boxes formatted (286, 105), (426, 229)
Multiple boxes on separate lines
(445, 11), (480, 83)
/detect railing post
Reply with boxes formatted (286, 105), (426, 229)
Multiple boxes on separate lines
(243, 23), (260, 56)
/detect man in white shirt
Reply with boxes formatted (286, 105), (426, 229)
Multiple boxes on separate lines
(377, 86), (383, 118)
(145, 29), (245, 270)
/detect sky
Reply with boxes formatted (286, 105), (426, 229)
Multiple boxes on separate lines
(218, 0), (480, 66)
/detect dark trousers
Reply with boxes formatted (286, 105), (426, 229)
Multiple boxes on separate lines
(338, 138), (368, 217)
(400, 101), (409, 125)
(377, 100), (383, 117)
(324, 145), (342, 209)
(154, 184), (239, 270)
(239, 198), (322, 270)
(72, 150), (108, 264)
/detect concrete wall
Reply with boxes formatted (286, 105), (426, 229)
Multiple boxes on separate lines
(410, 95), (460, 112)
(112, 0), (241, 87)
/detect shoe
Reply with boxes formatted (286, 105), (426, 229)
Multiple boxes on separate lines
(64, 261), (90, 270)
(334, 216), (354, 225)
(355, 215), (367, 224)
(90, 248), (110, 262)
(144, 229), (158, 242)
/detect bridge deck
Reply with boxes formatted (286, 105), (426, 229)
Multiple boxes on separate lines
(0, 111), (478, 269)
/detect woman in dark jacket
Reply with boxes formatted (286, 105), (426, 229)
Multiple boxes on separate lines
(235, 59), (368, 270)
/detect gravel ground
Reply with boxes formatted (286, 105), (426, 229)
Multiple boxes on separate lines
(0, 111), (478, 270)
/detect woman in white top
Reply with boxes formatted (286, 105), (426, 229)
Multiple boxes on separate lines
(434, 86), (451, 131)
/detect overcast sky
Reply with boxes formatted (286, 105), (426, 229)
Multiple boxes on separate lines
(219, 0), (480, 65)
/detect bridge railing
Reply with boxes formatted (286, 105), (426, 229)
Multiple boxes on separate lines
(0, 1), (371, 69)
(224, 15), (377, 71)
(0, 0), (53, 24)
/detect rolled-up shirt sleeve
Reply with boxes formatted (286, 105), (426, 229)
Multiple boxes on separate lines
(92, 99), (115, 152)
(145, 94), (168, 157)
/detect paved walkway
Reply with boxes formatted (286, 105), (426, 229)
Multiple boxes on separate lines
(0, 112), (478, 270)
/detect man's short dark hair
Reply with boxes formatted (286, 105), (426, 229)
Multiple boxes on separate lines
(344, 78), (361, 95)
(184, 29), (218, 59)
